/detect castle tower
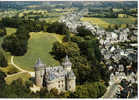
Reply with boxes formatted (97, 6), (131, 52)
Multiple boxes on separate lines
(66, 71), (76, 92)
(34, 58), (45, 87)
(62, 55), (72, 72)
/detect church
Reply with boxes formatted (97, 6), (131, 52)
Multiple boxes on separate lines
(34, 55), (76, 92)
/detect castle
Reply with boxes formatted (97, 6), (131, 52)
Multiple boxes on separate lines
(34, 55), (76, 92)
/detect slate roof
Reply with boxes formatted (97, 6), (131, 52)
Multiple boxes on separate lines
(35, 56), (75, 81)
(35, 58), (45, 68)
(44, 65), (75, 81)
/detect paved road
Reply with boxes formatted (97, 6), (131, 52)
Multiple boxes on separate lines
(11, 56), (35, 77)
(102, 83), (119, 98)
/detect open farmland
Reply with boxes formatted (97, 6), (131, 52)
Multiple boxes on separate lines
(81, 17), (137, 29)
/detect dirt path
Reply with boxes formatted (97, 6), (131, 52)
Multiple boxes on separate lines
(6, 72), (25, 78)
(11, 56), (35, 77)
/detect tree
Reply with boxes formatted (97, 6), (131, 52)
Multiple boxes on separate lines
(15, 26), (30, 40)
(39, 87), (50, 98)
(50, 88), (59, 96)
(43, 25), (48, 32)
(2, 26), (29, 56)
(52, 41), (80, 60)
(63, 31), (71, 42)
(77, 26), (92, 36)
(81, 39), (101, 62)
(47, 22), (69, 34)
(0, 50), (8, 67)
(0, 23), (6, 37)
(74, 85), (89, 98)
(131, 83), (137, 97)
(64, 42), (80, 57)
(0, 71), (6, 86)
(52, 42), (66, 60)
(71, 36), (84, 46)
(0, 28), (6, 37)
(0, 71), (7, 97)
(73, 82), (106, 98)
(2, 34), (28, 56)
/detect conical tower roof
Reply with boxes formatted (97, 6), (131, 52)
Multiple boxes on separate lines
(65, 55), (70, 62)
(35, 58), (44, 67)
(62, 55), (72, 66)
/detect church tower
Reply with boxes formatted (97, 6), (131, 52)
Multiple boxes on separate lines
(34, 58), (45, 87)
(62, 55), (72, 72)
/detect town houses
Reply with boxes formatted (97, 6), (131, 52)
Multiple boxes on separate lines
(58, 11), (137, 97)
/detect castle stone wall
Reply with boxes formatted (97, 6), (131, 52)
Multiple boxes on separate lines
(47, 78), (66, 92)
(35, 70), (43, 87)
(67, 79), (76, 92)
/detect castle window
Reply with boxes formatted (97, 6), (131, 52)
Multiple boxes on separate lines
(58, 81), (60, 83)
(62, 84), (64, 87)
(58, 85), (60, 88)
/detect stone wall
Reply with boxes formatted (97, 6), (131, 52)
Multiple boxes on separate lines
(35, 68), (44, 87)
(47, 78), (66, 92)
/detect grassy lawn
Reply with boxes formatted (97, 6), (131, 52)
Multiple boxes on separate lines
(5, 72), (31, 85)
(6, 27), (17, 35)
(14, 32), (64, 71)
(81, 17), (137, 29)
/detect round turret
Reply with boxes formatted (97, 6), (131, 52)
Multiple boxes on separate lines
(34, 58), (44, 71)
(34, 58), (45, 87)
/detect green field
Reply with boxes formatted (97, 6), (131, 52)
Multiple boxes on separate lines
(81, 17), (137, 29)
(5, 72), (31, 85)
(6, 27), (17, 35)
(102, 17), (137, 24)
(14, 32), (63, 71)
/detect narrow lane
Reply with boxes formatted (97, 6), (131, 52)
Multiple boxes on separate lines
(103, 83), (119, 98)
(11, 56), (35, 77)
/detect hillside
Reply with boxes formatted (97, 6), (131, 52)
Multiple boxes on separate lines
(14, 32), (63, 71)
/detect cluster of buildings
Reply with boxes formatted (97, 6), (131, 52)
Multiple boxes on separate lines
(59, 10), (137, 66)
(59, 8), (89, 33)
(59, 10), (137, 97)
(109, 64), (137, 85)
